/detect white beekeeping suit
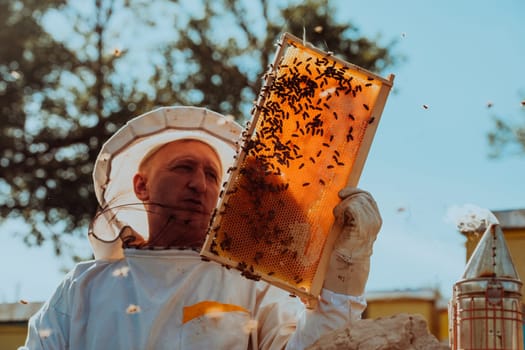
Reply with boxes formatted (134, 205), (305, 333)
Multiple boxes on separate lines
(25, 106), (379, 350)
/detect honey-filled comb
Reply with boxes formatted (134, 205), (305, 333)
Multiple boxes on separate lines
(202, 32), (394, 303)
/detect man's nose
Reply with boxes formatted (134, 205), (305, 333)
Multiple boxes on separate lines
(187, 168), (207, 193)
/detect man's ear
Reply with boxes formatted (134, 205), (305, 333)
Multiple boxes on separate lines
(133, 173), (149, 201)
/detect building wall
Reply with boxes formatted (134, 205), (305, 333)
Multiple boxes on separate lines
(437, 307), (449, 342)
(366, 299), (436, 329)
(0, 323), (27, 350)
(364, 290), (446, 342)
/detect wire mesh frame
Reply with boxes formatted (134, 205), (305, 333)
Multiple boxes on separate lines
(201, 32), (394, 303)
(451, 294), (524, 350)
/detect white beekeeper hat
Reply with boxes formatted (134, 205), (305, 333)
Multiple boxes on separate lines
(89, 106), (242, 260)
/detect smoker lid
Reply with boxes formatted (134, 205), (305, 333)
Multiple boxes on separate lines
(461, 224), (521, 281)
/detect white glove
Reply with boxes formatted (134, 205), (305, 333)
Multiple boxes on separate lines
(323, 187), (382, 296)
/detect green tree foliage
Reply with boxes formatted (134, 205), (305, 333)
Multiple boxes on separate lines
(487, 95), (525, 158)
(0, 0), (399, 257)
(155, 0), (397, 116)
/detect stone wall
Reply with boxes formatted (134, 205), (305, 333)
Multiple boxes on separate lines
(307, 313), (450, 350)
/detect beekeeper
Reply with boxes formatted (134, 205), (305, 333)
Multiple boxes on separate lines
(25, 106), (382, 350)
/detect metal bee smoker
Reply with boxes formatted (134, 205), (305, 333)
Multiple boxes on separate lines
(449, 224), (523, 349)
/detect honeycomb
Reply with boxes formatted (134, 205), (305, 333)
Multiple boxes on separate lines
(202, 33), (394, 301)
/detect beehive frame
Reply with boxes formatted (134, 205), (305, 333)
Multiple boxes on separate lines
(202, 32), (394, 302)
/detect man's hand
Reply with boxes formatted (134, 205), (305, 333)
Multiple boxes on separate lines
(323, 187), (382, 296)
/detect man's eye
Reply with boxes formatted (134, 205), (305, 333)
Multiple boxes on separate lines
(173, 164), (192, 171)
(206, 171), (218, 182)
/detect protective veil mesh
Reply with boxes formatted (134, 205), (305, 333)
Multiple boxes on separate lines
(89, 106), (242, 259)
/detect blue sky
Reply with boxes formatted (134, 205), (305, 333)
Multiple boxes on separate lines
(1, 0), (525, 303)
(342, 0), (525, 297)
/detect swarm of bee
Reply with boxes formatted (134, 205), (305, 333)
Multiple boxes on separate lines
(202, 33), (394, 301)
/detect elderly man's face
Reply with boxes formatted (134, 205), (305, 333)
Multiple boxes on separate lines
(133, 139), (222, 247)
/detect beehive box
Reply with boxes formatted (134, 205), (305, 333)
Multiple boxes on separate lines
(202, 32), (394, 302)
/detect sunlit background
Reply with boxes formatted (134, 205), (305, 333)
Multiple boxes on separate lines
(1, 0), (524, 306)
